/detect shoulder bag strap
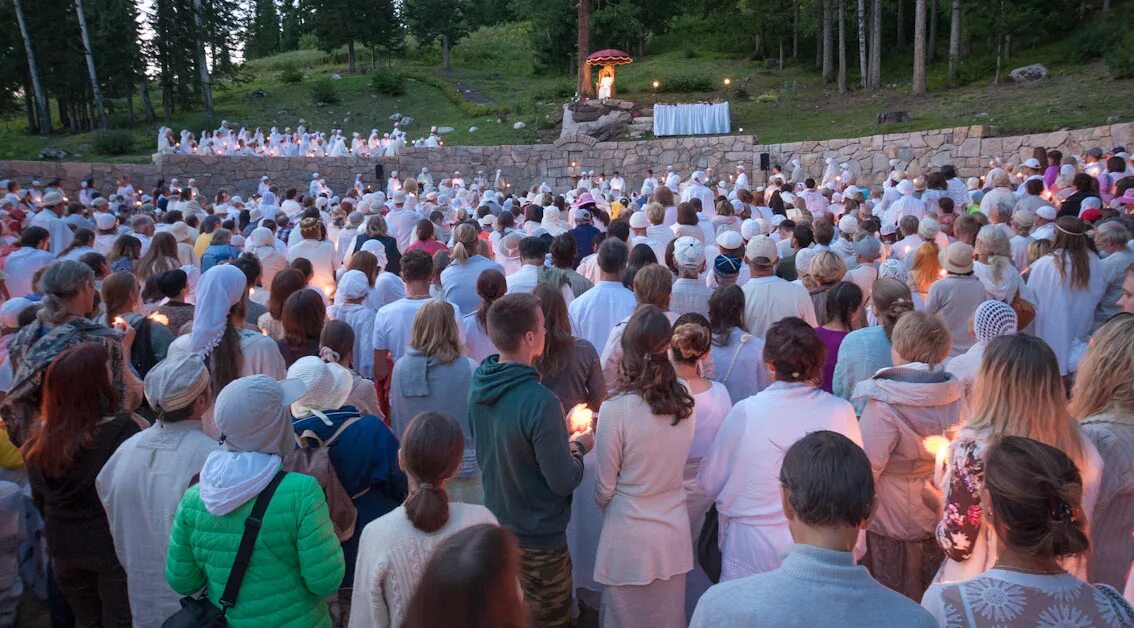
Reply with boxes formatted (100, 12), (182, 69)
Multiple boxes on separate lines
(218, 470), (287, 610)
(323, 416), (363, 447)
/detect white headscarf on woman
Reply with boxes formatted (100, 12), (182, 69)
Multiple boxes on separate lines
(189, 265), (247, 357)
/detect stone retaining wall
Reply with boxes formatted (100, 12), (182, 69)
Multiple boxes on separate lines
(1, 123), (1130, 199)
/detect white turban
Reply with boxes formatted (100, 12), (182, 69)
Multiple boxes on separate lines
(360, 239), (389, 269)
(337, 270), (370, 300)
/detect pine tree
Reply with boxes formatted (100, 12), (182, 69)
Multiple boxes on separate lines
(404, 0), (470, 71)
(248, 0), (281, 59)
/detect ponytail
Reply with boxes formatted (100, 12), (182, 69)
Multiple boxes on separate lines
(401, 412), (464, 533)
(451, 223), (478, 264)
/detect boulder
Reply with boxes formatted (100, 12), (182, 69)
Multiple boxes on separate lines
(561, 104), (632, 142)
(244, 88), (268, 101)
(438, 126), (455, 134)
(401, 116), (414, 126)
(331, 73), (342, 80)
(38, 148), (69, 160)
(468, 126), (478, 133)
(513, 121), (526, 130)
(875, 111), (912, 124)
(1008, 64), (1048, 83)
(389, 113), (402, 122)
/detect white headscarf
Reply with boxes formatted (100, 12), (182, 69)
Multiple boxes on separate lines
(249, 226), (274, 249)
(360, 239), (389, 269)
(189, 265), (248, 356)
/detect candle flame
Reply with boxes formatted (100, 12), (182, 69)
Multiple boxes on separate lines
(566, 403), (593, 434)
(924, 435), (949, 458)
(148, 312), (169, 326)
(112, 316), (126, 328)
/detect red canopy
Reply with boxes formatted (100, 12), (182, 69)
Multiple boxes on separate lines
(586, 49), (633, 65)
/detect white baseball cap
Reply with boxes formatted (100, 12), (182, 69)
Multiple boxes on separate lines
(673, 237), (705, 268)
(629, 211), (649, 228)
(716, 230), (744, 250)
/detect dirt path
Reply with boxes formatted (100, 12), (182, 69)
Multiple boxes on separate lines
(452, 80), (495, 105)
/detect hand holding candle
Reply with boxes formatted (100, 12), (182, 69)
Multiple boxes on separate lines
(924, 435), (950, 487)
(566, 403), (594, 434)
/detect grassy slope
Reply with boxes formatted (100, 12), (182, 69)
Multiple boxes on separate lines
(2, 37), (1132, 163)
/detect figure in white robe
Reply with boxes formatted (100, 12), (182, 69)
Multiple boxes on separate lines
(309, 175), (323, 199)
(268, 127), (281, 154)
(387, 172), (402, 195)
(351, 133), (365, 156)
(788, 159), (805, 189)
(820, 158), (838, 189)
(179, 130), (191, 154)
(383, 135), (399, 158)
(368, 130), (380, 151)
(734, 167), (749, 192)
(157, 128), (174, 154)
(258, 177), (271, 197)
(597, 74), (614, 100)
(664, 167), (680, 191)
(418, 168), (434, 191)
(1028, 251), (1105, 375)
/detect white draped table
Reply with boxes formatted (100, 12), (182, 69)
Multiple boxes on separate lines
(652, 102), (731, 136)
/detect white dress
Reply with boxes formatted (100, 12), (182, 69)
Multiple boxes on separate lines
(697, 381), (862, 581)
(1027, 252), (1104, 375)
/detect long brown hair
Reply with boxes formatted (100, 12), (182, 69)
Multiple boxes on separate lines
(1051, 216), (1094, 290)
(100, 271), (140, 325)
(346, 250), (378, 286)
(23, 344), (119, 478)
(136, 231), (180, 282)
(282, 289), (326, 346)
(532, 282), (573, 377)
(401, 412), (464, 533)
(615, 305), (694, 424)
(401, 524), (528, 628)
(268, 269), (306, 320)
(966, 334), (1084, 468)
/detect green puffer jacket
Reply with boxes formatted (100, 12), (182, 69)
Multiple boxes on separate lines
(166, 472), (345, 628)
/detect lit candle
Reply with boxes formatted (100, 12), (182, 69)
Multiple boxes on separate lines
(566, 403), (594, 434)
(924, 435), (950, 486)
(112, 316), (126, 329)
(148, 312), (170, 326)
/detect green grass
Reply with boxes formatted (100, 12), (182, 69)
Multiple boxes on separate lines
(3, 37), (1133, 163)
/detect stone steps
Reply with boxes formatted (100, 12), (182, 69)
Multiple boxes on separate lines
(632, 116), (654, 124)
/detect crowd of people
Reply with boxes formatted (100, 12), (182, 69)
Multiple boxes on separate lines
(0, 142), (1132, 627)
(156, 119), (447, 157)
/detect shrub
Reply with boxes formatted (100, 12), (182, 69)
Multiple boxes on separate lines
(243, 48), (329, 72)
(91, 129), (135, 156)
(755, 90), (779, 103)
(1107, 48), (1134, 80)
(682, 41), (698, 59)
(657, 75), (714, 93)
(298, 33), (320, 50)
(310, 77), (340, 104)
(370, 69), (406, 96)
(451, 22), (537, 75)
(279, 64), (304, 84)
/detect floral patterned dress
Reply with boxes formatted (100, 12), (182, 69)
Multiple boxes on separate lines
(934, 428), (1102, 584)
(922, 569), (1134, 627)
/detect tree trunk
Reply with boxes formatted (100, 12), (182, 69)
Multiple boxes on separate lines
(1103, 0), (1110, 10)
(928, 0), (938, 63)
(897, 0), (906, 52)
(947, 0), (961, 86)
(857, 0), (867, 88)
(868, 0), (881, 89)
(779, 37), (785, 69)
(12, 0), (51, 135)
(74, 0), (107, 129)
(822, 0), (834, 81)
(793, 0), (799, 59)
(23, 87), (36, 133)
(837, 0), (847, 93)
(126, 91), (134, 125)
(815, 8), (822, 69)
(140, 81), (156, 122)
(912, 0), (927, 96)
(577, 0), (592, 98)
(442, 34), (451, 71)
(191, 0), (215, 116)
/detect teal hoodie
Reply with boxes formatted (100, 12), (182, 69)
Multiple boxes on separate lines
(468, 355), (584, 550)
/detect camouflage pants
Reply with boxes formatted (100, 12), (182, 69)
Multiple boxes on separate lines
(519, 546), (573, 628)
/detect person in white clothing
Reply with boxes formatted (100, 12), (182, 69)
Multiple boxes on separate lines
(29, 192), (74, 255)
(740, 236), (817, 337)
(328, 270), (377, 379)
(664, 166), (680, 191)
(286, 217), (340, 297)
(698, 317), (862, 580)
(681, 172), (717, 219)
(628, 211), (664, 263)
(1092, 220), (1134, 331)
(733, 165), (749, 192)
(95, 354), (220, 628)
(568, 238), (637, 357)
(945, 300), (1017, 396)
(4, 228), (55, 298)
(1030, 204), (1058, 241)
(385, 191), (421, 253)
(348, 412), (496, 628)
(505, 236), (573, 305)
(1028, 216), (1104, 375)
